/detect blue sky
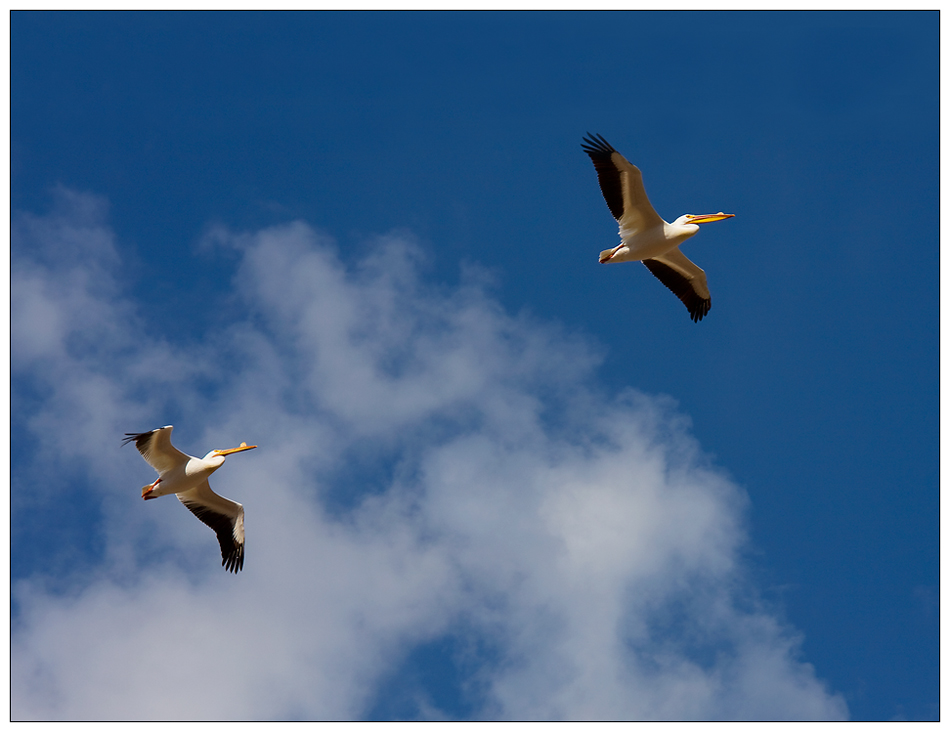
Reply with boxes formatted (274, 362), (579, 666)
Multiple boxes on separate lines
(11, 10), (937, 721)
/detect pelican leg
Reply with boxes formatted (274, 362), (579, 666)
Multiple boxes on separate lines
(142, 477), (161, 500)
(599, 245), (622, 264)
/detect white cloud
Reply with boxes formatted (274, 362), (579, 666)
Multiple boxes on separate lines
(11, 190), (848, 720)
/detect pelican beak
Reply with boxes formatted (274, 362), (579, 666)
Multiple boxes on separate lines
(686, 212), (735, 224)
(214, 442), (258, 456)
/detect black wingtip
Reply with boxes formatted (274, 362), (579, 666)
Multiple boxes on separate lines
(689, 298), (711, 322)
(121, 430), (152, 447)
(580, 132), (616, 156)
(223, 549), (244, 573)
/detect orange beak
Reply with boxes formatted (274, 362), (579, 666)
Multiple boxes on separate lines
(685, 212), (735, 224)
(213, 442), (258, 456)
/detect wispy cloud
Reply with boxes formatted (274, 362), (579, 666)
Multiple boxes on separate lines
(12, 189), (847, 720)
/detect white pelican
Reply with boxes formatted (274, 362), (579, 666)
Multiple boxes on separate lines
(581, 133), (734, 322)
(122, 425), (257, 573)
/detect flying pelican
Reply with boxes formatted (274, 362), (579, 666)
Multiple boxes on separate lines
(122, 425), (257, 573)
(581, 133), (734, 322)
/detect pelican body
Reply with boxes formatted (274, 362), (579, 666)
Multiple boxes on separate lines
(581, 133), (734, 322)
(122, 425), (257, 572)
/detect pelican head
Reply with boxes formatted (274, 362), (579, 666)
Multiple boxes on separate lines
(213, 442), (258, 457)
(203, 442), (258, 465)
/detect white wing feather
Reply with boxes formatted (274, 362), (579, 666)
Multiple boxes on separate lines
(124, 425), (189, 475)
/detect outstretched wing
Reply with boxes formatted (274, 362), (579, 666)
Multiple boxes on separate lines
(122, 425), (189, 474)
(642, 247), (712, 323)
(178, 480), (245, 573)
(581, 133), (664, 236)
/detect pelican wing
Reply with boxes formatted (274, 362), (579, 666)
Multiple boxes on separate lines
(581, 133), (664, 235)
(642, 247), (712, 323)
(178, 480), (245, 573)
(122, 425), (189, 474)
